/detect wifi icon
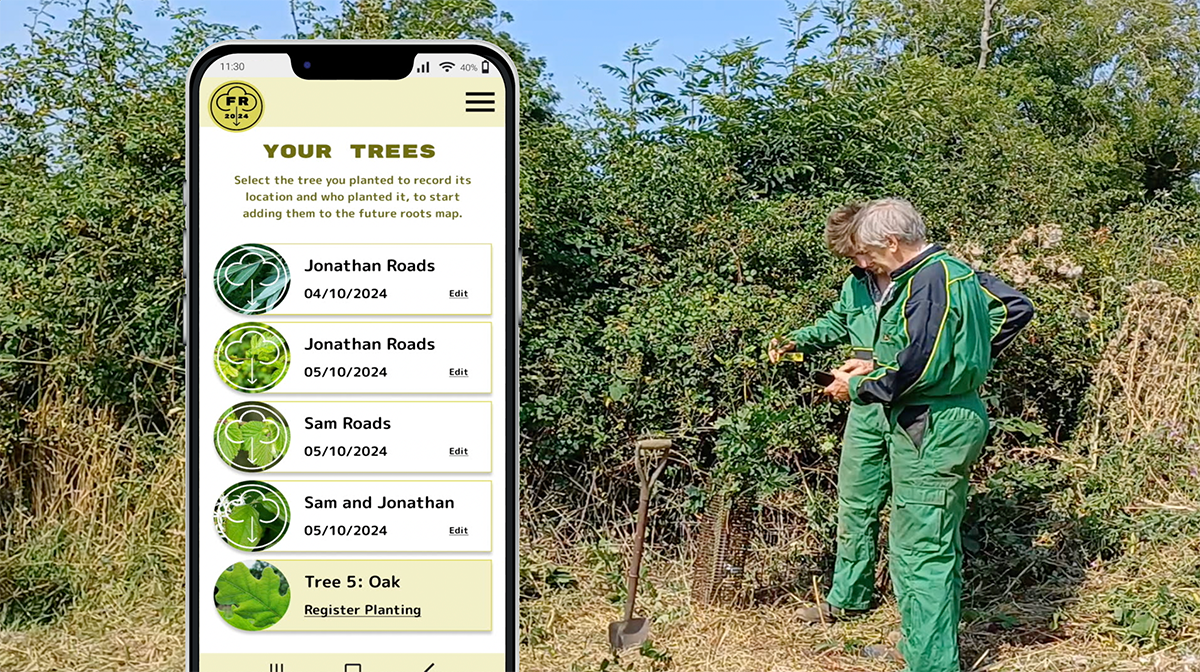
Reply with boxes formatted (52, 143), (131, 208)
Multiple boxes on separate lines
(439, 61), (455, 72)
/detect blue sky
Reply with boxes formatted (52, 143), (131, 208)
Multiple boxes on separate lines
(0, 0), (811, 113)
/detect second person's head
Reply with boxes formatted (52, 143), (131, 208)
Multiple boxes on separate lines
(851, 198), (927, 275)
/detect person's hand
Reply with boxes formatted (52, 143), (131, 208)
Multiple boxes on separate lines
(768, 337), (796, 364)
(838, 359), (874, 376)
(824, 368), (853, 401)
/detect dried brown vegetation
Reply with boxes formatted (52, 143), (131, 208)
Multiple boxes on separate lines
(0, 392), (184, 671)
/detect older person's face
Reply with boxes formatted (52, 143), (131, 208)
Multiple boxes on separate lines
(860, 237), (906, 275)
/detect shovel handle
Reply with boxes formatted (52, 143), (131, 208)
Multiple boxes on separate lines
(624, 441), (673, 624)
(624, 478), (652, 623)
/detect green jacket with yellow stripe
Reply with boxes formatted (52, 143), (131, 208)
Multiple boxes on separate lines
(787, 266), (881, 362)
(788, 260), (1033, 366)
(847, 245), (1031, 406)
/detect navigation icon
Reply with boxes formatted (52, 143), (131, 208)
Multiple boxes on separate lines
(465, 91), (495, 113)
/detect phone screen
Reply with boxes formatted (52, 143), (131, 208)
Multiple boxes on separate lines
(187, 43), (515, 672)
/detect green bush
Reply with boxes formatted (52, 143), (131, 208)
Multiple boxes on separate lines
(2, 2), (1200, 652)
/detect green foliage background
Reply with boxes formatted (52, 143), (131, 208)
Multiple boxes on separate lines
(213, 561), (291, 632)
(0, 0), (1198, 658)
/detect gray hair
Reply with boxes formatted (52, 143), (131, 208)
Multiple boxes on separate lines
(853, 198), (926, 248)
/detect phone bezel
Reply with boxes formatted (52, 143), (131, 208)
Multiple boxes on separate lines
(185, 40), (520, 672)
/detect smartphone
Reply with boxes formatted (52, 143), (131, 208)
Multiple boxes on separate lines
(811, 370), (836, 387)
(186, 42), (517, 672)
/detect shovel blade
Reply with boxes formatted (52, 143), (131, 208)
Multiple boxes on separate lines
(608, 618), (650, 650)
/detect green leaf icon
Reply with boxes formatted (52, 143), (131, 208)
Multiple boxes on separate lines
(247, 423), (282, 468)
(214, 244), (291, 315)
(214, 562), (291, 631)
(223, 504), (262, 548)
(214, 403), (290, 473)
(214, 323), (291, 393)
(213, 481), (290, 551)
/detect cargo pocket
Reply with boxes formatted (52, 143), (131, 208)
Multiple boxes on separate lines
(897, 404), (930, 453)
(892, 485), (946, 554)
(835, 500), (875, 561)
(874, 314), (901, 363)
(835, 519), (872, 562)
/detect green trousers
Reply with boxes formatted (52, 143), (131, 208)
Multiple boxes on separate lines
(887, 394), (988, 672)
(826, 402), (890, 611)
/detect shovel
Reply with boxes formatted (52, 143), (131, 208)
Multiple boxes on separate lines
(608, 437), (674, 651)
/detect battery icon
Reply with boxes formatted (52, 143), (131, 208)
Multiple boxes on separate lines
(482, 60), (490, 74)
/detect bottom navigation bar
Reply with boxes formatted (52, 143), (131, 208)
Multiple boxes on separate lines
(200, 653), (504, 672)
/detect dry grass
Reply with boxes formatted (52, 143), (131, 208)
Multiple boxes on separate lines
(0, 390), (184, 672)
(1089, 280), (1200, 444)
(0, 605), (184, 672)
(520, 537), (1200, 672)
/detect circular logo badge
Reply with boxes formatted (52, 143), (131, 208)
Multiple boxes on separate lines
(214, 402), (291, 472)
(209, 81), (264, 132)
(213, 481), (291, 552)
(214, 243), (291, 315)
(214, 323), (290, 393)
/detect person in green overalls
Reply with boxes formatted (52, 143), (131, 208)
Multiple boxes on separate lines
(821, 197), (1033, 671)
(771, 200), (1033, 663)
(769, 201), (893, 622)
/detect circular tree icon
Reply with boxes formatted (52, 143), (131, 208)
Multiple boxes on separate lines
(214, 481), (291, 552)
(214, 402), (290, 472)
(214, 323), (290, 393)
(214, 243), (291, 315)
(214, 560), (291, 632)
